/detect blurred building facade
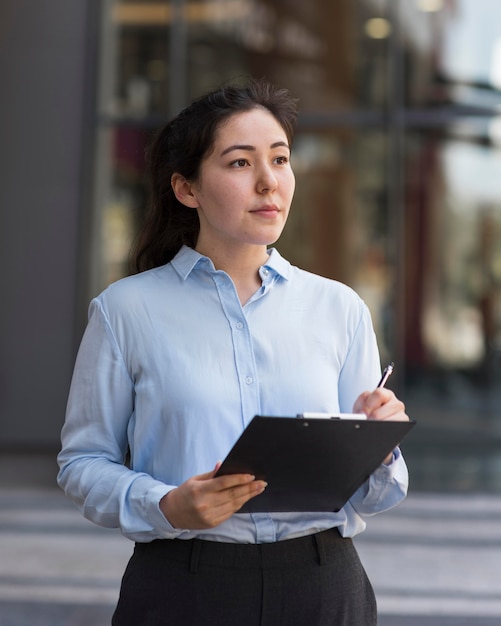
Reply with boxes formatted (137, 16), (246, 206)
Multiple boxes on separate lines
(1, 0), (500, 492)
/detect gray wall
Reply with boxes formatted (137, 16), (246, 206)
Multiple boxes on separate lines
(0, 2), (89, 448)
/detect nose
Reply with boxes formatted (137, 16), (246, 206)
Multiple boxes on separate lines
(256, 164), (278, 194)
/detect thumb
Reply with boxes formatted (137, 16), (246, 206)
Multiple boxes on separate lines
(353, 391), (370, 414)
(195, 461), (223, 481)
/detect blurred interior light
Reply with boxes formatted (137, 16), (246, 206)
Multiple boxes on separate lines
(113, 3), (170, 25)
(113, 1), (249, 25)
(364, 18), (392, 40)
(416, 0), (444, 12)
(490, 38), (501, 90)
(488, 117), (501, 145)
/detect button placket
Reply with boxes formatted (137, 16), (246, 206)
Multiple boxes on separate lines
(212, 272), (261, 425)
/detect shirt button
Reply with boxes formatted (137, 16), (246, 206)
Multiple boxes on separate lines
(236, 322), (244, 330)
(245, 376), (254, 385)
(261, 268), (269, 277)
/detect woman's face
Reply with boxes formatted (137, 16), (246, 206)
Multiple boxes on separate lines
(177, 107), (295, 257)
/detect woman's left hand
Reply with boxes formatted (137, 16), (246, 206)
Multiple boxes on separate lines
(352, 388), (409, 464)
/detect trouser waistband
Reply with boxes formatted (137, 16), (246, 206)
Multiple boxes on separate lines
(135, 527), (347, 573)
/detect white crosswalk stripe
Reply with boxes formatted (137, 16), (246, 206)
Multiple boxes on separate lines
(355, 493), (501, 618)
(1, 488), (500, 622)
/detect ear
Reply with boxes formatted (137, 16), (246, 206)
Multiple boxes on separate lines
(171, 173), (199, 209)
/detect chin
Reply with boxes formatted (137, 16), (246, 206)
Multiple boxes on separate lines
(254, 228), (286, 246)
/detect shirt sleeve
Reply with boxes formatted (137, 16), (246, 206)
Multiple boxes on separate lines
(338, 299), (409, 514)
(337, 299), (383, 413)
(348, 447), (409, 516)
(57, 298), (189, 542)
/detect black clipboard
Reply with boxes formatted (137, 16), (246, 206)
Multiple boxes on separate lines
(216, 415), (415, 513)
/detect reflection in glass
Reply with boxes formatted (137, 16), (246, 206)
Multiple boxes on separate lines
(400, 0), (501, 107)
(404, 128), (501, 438)
(87, 0), (501, 492)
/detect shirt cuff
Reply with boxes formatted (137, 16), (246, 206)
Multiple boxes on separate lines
(373, 446), (409, 488)
(384, 447), (400, 466)
(142, 484), (191, 539)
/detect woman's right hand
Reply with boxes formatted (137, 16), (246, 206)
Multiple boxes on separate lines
(159, 462), (267, 529)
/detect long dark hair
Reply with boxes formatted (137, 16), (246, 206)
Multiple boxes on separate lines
(130, 78), (298, 273)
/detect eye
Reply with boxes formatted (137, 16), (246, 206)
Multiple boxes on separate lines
(230, 158), (249, 168)
(274, 155), (289, 165)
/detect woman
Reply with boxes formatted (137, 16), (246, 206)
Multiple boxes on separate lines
(58, 78), (410, 625)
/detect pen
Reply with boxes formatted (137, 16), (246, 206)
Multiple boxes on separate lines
(377, 362), (394, 388)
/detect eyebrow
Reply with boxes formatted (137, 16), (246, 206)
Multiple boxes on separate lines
(220, 141), (290, 157)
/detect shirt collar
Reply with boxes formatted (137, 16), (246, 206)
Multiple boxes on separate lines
(263, 247), (291, 280)
(170, 245), (291, 281)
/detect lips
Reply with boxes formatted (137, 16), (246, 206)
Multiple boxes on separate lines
(251, 204), (280, 216)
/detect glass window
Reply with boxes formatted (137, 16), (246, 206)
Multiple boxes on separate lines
(98, 0), (171, 119)
(403, 124), (501, 490)
(400, 0), (501, 108)
(89, 126), (150, 291)
(185, 0), (391, 110)
(89, 0), (392, 295)
(87, 0), (501, 492)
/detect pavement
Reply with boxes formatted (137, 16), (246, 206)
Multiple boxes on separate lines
(0, 454), (500, 625)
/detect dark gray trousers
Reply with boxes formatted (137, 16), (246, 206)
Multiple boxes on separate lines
(112, 527), (377, 626)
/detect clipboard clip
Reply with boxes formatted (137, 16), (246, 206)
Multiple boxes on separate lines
(297, 413), (367, 420)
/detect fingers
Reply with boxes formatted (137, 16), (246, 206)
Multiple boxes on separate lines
(160, 470), (267, 530)
(353, 388), (408, 422)
(210, 472), (268, 512)
(208, 478), (267, 524)
(352, 390), (371, 414)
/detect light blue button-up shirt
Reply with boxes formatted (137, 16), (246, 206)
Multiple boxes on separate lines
(57, 245), (408, 543)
